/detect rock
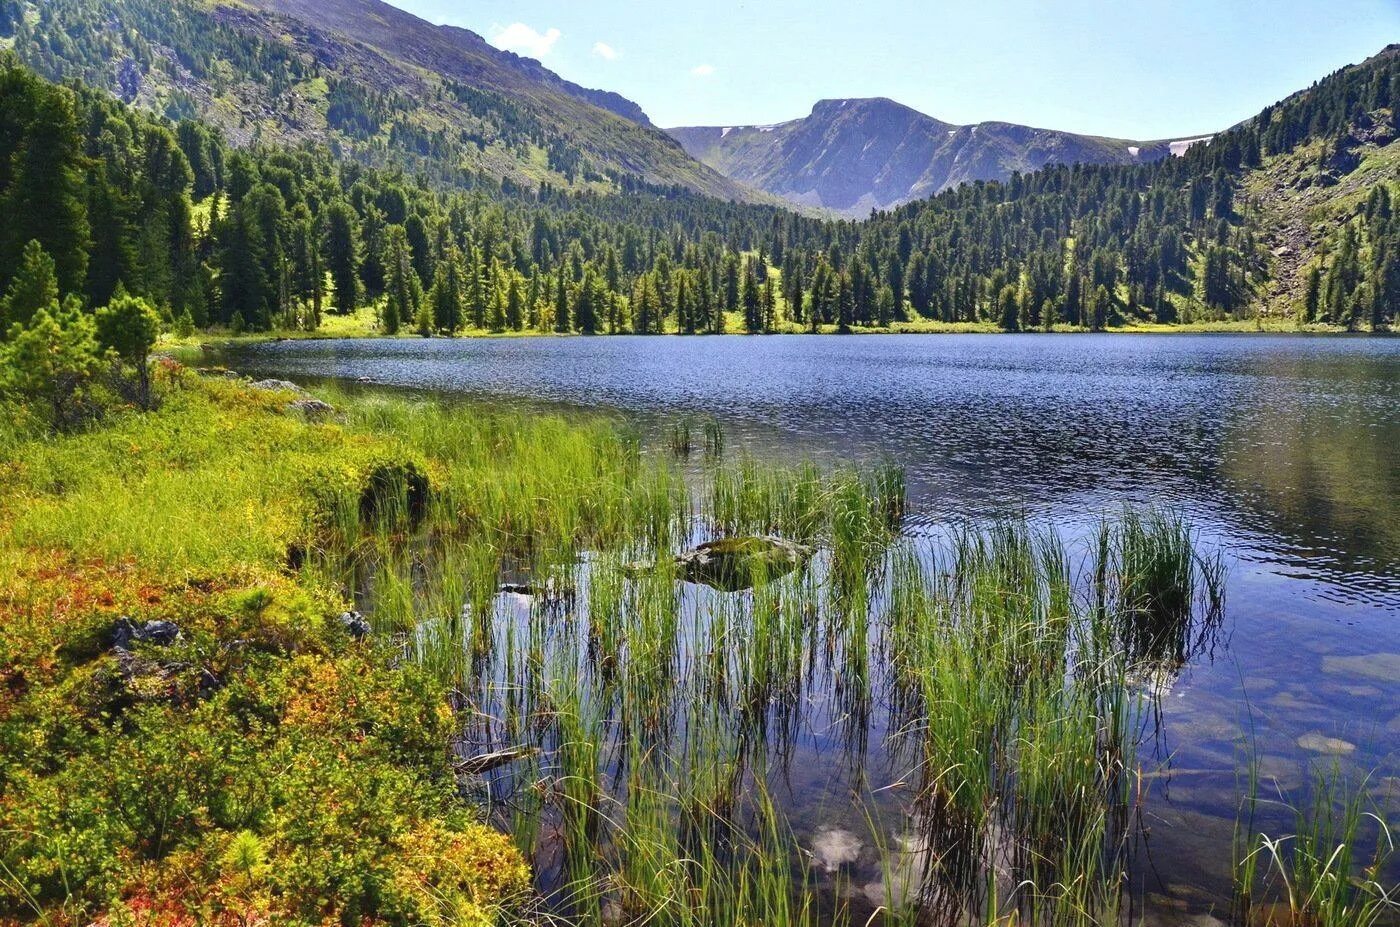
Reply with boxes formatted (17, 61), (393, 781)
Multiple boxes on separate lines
(248, 378), (309, 395)
(454, 745), (539, 774)
(111, 617), (181, 649)
(337, 610), (371, 639)
(676, 536), (813, 591)
(810, 827), (863, 873)
(1321, 652), (1400, 684)
(196, 367), (240, 379)
(287, 398), (335, 420)
(1296, 732), (1356, 755)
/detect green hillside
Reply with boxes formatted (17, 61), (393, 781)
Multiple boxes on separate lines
(2, 0), (752, 199)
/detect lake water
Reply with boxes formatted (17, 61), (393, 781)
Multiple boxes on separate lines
(217, 333), (1400, 920)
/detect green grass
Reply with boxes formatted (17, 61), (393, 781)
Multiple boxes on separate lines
(1235, 767), (1398, 927)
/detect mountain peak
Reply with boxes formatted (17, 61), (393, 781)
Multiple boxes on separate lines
(669, 97), (1156, 215)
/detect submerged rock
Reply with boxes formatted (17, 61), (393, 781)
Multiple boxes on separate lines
(111, 617), (181, 650)
(676, 536), (812, 591)
(1296, 731), (1356, 755)
(810, 827), (863, 873)
(1321, 652), (1400, 684)
(454, 745), (539, 774)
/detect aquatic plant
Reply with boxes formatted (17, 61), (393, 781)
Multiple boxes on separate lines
(1234, 768), (1398, 927)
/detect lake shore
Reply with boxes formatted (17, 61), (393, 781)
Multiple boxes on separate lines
(163, 305), (1382, 354)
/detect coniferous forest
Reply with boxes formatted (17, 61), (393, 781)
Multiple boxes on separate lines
(0, 42), (1396, 382)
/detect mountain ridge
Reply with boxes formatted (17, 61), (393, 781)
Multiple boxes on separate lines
(669, 97), (1207, 215)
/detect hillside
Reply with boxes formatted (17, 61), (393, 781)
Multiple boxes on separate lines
(3, 0), (752, 199)
(0, 16), (1393, 342)
(669, 97), (1198, 215)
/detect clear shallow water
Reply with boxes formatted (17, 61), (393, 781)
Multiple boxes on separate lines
(218, 334), (1400, 919)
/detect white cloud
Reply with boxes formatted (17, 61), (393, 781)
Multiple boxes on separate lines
(690, 63), (716, 77)
(489, 23), (561, 59)
(592, 41), (618, 61)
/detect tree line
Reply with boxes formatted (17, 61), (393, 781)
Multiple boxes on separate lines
(2, 44), (1397, 428)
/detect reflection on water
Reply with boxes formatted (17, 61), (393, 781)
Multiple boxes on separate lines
(216, 333), (1400, 920)
(218, 334), (1399, 594)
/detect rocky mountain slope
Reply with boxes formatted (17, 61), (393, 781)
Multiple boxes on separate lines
(5, 0), (750, 199)
(670, 97), (1204, 215)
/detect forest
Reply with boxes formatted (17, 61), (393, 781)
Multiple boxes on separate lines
(0, 43), (1397, 430)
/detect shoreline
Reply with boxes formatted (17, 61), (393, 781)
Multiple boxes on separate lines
(167, 318), (1386, 352)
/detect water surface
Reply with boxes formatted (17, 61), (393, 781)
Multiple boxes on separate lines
(218, 333), (1400, 919)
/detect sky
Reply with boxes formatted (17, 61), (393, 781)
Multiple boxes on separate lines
(385, 0), (1399, 139)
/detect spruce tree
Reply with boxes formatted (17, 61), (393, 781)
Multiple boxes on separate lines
(1, 240), (60, 334)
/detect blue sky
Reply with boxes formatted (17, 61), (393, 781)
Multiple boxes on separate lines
(388, 0), (1399, 139)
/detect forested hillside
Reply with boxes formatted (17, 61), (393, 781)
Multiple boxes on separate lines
(0, 41), (1395, 420)
(0, 0), (746, 198)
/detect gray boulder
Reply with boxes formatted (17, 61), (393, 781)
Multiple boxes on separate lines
(111, 617), (181, 650)
(288, 398), (335, 420)
(249, 378), (308, 395)
(337, 610), (371, 639)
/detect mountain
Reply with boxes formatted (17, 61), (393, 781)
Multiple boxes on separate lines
(3, 0), (751, 200)
(669, 98), (1208, 215)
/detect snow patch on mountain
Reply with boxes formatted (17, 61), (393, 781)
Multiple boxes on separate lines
(1169, 136), (1212, 156)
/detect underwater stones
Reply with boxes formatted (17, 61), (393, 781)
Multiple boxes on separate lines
(110, 617), (181, 650)
(810, 826), (863, 873)
(675, 536), (812, 591)
(337, 610), (371, 639)
(1320, 652), (1400, 684)
(860, 833), (930, 910)
(1295, 731), (1356, 755)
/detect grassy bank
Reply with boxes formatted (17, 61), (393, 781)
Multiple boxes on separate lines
(0, 372), (532, 925)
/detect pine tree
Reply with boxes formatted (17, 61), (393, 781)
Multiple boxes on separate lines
(324, 201), (361, 314)
(95, 292), (161, 408)
(998, 284), (1020, 332)
(574, 269), (597, 334)
(429, 245), (465, 334)
(553, 271), (570, 333)
(381, 225), (420, 336)
(0, 74), (90, 296)
(0, 240), (60, 333)
(761, 277), (777, 331)
(741, 261), (761, 333)
(1, 302), (103, 432)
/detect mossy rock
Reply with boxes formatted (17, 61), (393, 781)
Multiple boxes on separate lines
(676, 536), (812, 591)
(302, 449), (434, 531)
(359, 458), (430, 525)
